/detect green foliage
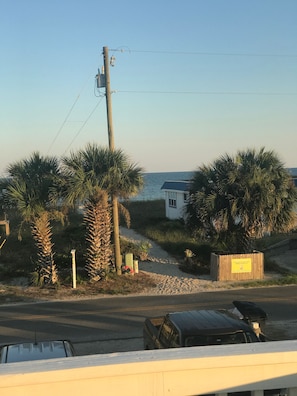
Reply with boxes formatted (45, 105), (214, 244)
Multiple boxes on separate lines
(255, 233), (297, 251)
(120, 237), (152, 261)
(124, 200), (193, 254)
(0, 187), (296, 295)
(236, 273), (297, 288)
(178, 244), (214, 275)
(0, 263), (29, 281)
(125, 200), (297, 280)
(61, 144), (144, 204)
(53, 212), (86, 269)
(123, 200), (166, 230)
(52, 271), (156, 295)
(179, 257), (210, 275)
(30, 271), (45, 287)
(125, 200), (216, 270)
(186, 148), (297, 253)
(3, 152), (63, 285)
(1, 193), (297, 298)
(0, 213), (36, 275)
(61, 143), (145, 275)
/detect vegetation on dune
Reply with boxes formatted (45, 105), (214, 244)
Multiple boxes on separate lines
(0, 146), (297, 301)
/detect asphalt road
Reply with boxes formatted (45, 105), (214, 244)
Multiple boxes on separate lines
(0, 285), (296, 355)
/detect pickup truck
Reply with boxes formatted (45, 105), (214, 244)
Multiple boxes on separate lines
(143, 300), (267, 350)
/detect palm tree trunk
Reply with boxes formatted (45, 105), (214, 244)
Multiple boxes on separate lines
(31, 212), (58, 285)
(112, 195), (122, 275)
(84, 192), (112, 281)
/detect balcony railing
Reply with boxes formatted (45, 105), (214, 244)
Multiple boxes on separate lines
(0, 340), (296, 395)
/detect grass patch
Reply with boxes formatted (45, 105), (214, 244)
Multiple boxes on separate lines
(124, 200), (214, 263)
(0, 272), (156, 304)
(254, 232), (297, 250)
(235, 273), (297, 289)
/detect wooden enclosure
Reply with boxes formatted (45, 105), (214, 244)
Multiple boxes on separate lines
(210, 251), (264, 281)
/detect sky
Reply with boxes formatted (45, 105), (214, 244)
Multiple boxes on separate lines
(1, 0), (296, 174)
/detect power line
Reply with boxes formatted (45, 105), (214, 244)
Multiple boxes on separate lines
(118, 90), (297, 96)
(110, 48), (297, 58)
(47, 46), (296, 159)
(62, 97), (104, 156)
(47, 96), (81, 155)
(47, 73), (93, 155)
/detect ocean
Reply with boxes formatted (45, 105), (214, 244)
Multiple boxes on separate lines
(133, 171), (194, 201)
(133, 168), (297, 201)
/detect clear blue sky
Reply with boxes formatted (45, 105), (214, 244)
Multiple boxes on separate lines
(1, 0), (296, 174)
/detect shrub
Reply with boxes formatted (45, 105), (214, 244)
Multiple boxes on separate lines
(120, 236), (152, 261)
(179, 256), (210, 275)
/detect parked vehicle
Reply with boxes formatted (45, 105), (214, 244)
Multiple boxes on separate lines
(143, 301), (266, 350)
(231, 300), (267, 336)
(0, 340), (75, 363)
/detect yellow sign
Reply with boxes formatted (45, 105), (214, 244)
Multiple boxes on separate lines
(231, 258), (252, 273)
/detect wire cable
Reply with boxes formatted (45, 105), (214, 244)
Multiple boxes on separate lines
(62, 97), (104, 156)
(47, 97), (81, 155)
(118, 90), (297, 96)
(47, 73), (94, 155)
(110, 48), (297, 58)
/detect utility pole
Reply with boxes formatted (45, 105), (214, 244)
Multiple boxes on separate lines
(102, 46), (122, 275)
(103, 46), (115, 150)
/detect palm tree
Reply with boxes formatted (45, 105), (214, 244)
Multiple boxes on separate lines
(62, 143), (144, 279)
(186, 148), (297, 253)
(5, 152), (63, 285)
(84, 189), (113, 281)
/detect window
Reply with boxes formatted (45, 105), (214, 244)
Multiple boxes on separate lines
(168, 192), (177, 208)
(169, 198), (176, 208)
(170, 329), (180, 347)
(183, 193), (189, 203)
(185, 333), (247, 347)
(159, 320), (173, 347)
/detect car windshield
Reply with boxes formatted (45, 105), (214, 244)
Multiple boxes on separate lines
(185, 332), (247, 347)
(1, 341), (73, 363)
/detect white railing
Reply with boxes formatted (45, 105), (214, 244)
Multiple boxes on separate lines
(0, 340), (297, 396)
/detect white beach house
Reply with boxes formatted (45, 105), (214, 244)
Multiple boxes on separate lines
(161, 180), (192, 220)
(161, 169), (297, 221)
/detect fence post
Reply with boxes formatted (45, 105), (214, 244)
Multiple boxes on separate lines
(71, 249), (77, 289)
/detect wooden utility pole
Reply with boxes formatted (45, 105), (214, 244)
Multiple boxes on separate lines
(103, 46), (122, 275)
(103, 46), (115, 150)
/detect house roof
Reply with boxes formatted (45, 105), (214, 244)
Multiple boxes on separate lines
(161, 180), (192, 192)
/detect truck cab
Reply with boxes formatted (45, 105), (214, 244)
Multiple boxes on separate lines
(155, 310), (259, 349)
(143, 301), (266, 350)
